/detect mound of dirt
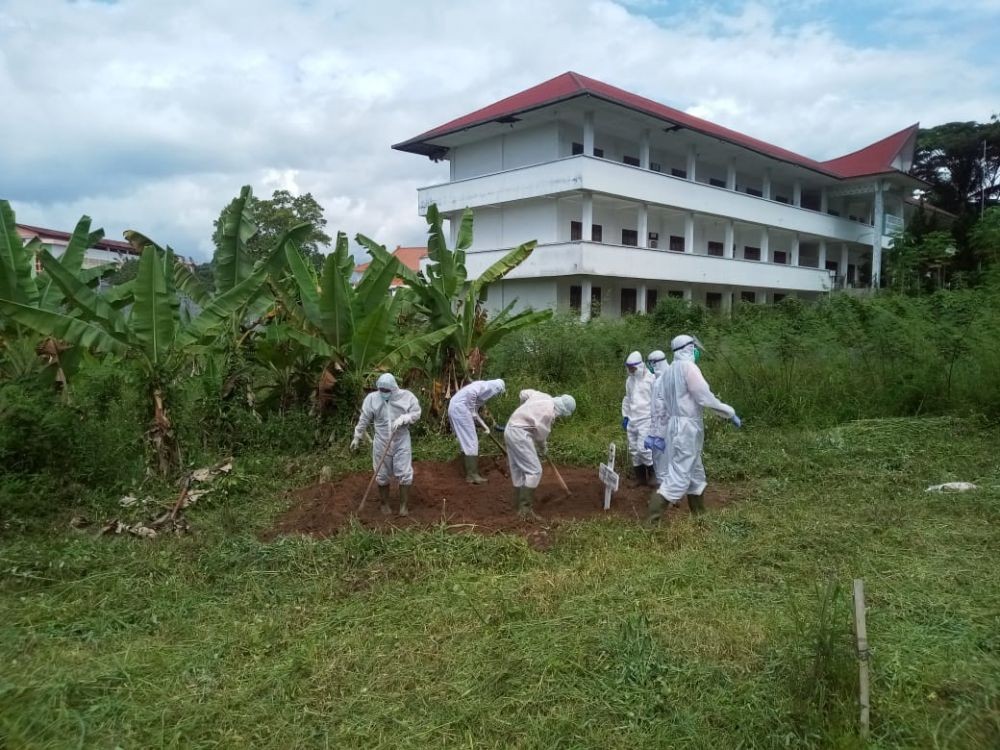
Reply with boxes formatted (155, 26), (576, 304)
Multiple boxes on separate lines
(265, 458), (738, 543)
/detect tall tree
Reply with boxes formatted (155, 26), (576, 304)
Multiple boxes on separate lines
(211, 189), (332, 267)
(912, 117), (1000, 216)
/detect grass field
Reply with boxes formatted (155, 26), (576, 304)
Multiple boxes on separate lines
(2, 416), (999, 748)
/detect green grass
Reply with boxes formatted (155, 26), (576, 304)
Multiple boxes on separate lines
(2, 417), (1000, 748)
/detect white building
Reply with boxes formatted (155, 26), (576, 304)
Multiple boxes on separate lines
(17, 222), (139, 271)
(393, 72), (926, 319)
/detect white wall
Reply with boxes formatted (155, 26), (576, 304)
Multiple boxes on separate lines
(451, 124), (559, 181)
(483, 278), (558, 316)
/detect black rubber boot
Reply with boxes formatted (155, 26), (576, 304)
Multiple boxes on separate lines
(463, 455), (487, 485)
(632, 465), (643, 486)
(378, 484), (391, 515)
(647, 491), (666, 524)
(645, 465), (659, 487)
(517, 487), (541, 520)
(398, 484), (410, 516)
(687, 493), (705, 516)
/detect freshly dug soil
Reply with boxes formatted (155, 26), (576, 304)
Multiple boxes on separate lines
(265, 458), (739, 543)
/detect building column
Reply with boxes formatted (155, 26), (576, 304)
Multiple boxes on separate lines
(724, 220), (735, 259)
(684, 213), (695, 254)
(638, 203), (648, 248)
(686, 144), (697, 182)
(582, 191), (593, 241)
(639, 129), (650, 169)
(818, 239), (827, 269)
(840, 244), (850, 286)
(583, 111), (595, 156)
(580, 278), (592, 322)
(793, 180), (802, 207)
(721, 289), (733, 315)
(763, 168), (772, 200)
(872, 182), (884, 288)
(820, 188), (829, 214)
(682, 287), (693, 302)
(726, 159), (736, 191)
(760, 228), (770, 263)
(638, 282), (647, 314)
(791, 234), (801, 266)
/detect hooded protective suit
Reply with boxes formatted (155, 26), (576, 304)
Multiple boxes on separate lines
(448, 379), (506, 456)
(656, 336), (735, 503)
(621, 351), (655, 469)
(648, 352), (672, 483)
(504, 390), (574, 489)
(352, 373), (422, 486)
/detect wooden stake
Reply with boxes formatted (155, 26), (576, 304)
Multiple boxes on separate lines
(852, 578), (871, 740)
(547, 456), (571, 496)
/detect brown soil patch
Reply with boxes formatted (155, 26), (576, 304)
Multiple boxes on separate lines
(265, 458), (739, 545)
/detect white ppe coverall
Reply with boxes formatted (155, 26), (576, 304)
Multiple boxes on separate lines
(657, 346), (734, 502)
(352, 381), (422, 486)
(649, 362), (672, 483)
(447, 379), (506, 456)
(504, 389), (556, 489)
(622, 354), (655, 468)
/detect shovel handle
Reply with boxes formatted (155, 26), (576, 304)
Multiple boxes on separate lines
(547, 456), (571, 496)
(358, 428), (398, 512)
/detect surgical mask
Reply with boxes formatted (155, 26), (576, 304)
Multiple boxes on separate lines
(693, 348), (702, 363)
(648, 359), (664, 373)
(379, 388), (392, 402)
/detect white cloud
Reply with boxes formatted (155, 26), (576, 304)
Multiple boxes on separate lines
(0, 0), (997, 261)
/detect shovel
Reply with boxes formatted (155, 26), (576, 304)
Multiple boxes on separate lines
(546, 455), (572, 497)
(357, 428), (398, 512)
(477, 415), (508, 456)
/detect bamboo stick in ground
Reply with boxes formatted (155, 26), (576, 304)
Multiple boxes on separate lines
(852, 578), (871, 740)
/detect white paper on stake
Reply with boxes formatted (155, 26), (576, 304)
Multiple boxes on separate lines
(599, 442), (619, 510)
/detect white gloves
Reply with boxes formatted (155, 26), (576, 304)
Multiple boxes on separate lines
(350, 436), (361, 451)
(475, 415), (490, 434)
(391, 416), (410, 432)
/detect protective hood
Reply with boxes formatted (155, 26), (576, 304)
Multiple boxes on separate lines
(376, 373), (399, 391)
(670, 334), (704, 362)
(625, 350), (647, 379)
(552, 394), (576, 417)
(487, 378), (506, 395)
(647, 349), (666, 374)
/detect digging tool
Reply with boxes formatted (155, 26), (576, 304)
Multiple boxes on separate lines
(547, 456), (571, 497)
(477, 415), (508, 455)
(357, 428), (398, 512)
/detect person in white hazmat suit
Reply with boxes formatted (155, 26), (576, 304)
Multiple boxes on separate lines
(621, 351), (657, 486)
(503, 390), (576, 518)
(350, 373), (422, 516)
(645, 349), (671, 484)
(448, 378), (506, 484)
(648, 335), (741, 522)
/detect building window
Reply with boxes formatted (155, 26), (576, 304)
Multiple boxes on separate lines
(773, 250), (788, 264)
(743, 246), (761, 261)
(594, 147), (604, 158)
(591, 224), (603, 242)
(621, 229), (638, 246)
(570, 221), (582, 241)
(621, 287), (637, 315)
(572, 142), (583, 155)
(669, 235), (685, 252)
(825, 260), (839, 272)
(707, 241), (724, 257)
(773, 293), (786, 303)
(741, 291), (757, 303)
(709, 177), (726, 188)
(648, 232), (659, 249)
(623, 155), (640, 167)
(668, 290), (684, 299)
(827, 209), (840, 217)
(569, 284), (582, 312)
(646, 289), (658, 311)
(671, 167), (686, 178)
(706, 292), (722, 310)
(590, 286), (602, 317)
(775, 195), (789, 204)
(745, 187), (763, 197)
(650, 162), (662, 172)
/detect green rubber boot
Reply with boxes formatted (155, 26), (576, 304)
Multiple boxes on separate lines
(644, 465), (659, 487)
(647, 490), (666, 524)
(398, 484), (410, 517)
(517, 487), (541, 521)
(463, 455), (487, 485)
(378, 484), (391, 515)
(687, 493), (705, 516)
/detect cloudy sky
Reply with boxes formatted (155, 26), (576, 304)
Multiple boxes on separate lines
(1, 0), (997, 260)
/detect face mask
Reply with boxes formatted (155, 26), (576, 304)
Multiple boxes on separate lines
(379, 390), (392, 402)
(648, 360), (662, 373)
(693, 348), (702, 363)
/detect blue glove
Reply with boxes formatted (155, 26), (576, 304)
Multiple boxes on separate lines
(493, 423), (506, 433)
(644, 435), (666, 452)
(731, 414), (742, 428)
(621, 417), (629, 430)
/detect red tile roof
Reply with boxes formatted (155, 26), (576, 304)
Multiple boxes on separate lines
(16, 223), (138, 254)
(355, 245), (427, 287)
(393, 71), (918, 180)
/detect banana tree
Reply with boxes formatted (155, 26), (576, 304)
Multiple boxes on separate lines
(0, 232), (298, 475)
(274, 231), (457, 410)
(357, 203), (552, 400)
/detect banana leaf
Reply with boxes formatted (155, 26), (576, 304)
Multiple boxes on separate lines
(132, 245), (176, 365)
(0, 199), (37, 305)
(0, 298), (130, 357)
(214, 185), (258, 293)
(38, 250), (131, 338)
